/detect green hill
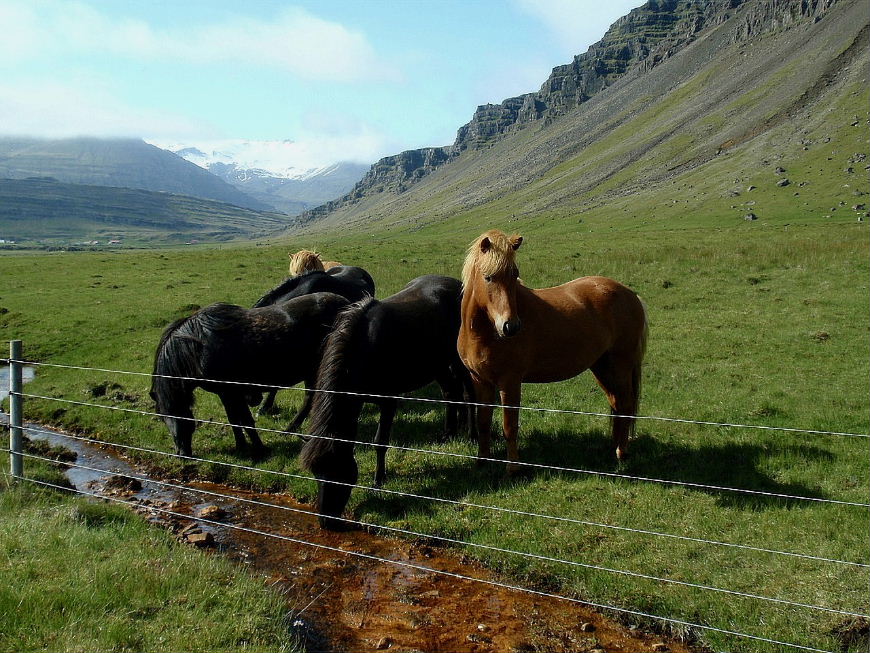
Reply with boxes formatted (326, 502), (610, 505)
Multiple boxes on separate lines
(297, 0), (869, 236)
(0, 177), (290, 246)
(0, 137), (270, 212)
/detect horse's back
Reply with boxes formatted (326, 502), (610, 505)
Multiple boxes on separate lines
(536, 276), (643, 318)
(507, 276), (645, 381)
(255, 267), (374, 307)
(327, 275), (462, 393)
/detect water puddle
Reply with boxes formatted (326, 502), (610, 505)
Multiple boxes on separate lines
(21, 425), (695, 653)
(0, 364), (35, 408)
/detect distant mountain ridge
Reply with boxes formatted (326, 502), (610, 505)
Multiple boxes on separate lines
(0, 177), (288, 244)
(0, 137), (271, 211)
(157, 140), (369, 215)
(301, 0), (853, 225)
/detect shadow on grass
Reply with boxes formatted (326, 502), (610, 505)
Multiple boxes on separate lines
(354, 421), (837, 520)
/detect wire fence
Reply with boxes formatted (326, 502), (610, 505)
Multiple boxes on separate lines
(4, 353), (870, 653)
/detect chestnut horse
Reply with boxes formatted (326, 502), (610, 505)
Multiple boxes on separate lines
(288, 249), (341, 276)
(458, 230), (647, 469)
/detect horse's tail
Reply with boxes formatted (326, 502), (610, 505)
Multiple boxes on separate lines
(629, 298), (649, 438)
(299, 297), (375, 474)
(150, 313), (206, 416)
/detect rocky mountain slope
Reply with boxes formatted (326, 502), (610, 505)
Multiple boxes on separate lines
(298, 0), (867, 233)
(0, 137), (270, 212)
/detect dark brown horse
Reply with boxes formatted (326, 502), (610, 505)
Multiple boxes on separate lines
(458, 230), (648, 470)
(299, 275), (474, 529)
(150, 292), (350, 458)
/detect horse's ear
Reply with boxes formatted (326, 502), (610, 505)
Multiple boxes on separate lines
(480, 237), (491, 253)
(510, 235), (523, 250)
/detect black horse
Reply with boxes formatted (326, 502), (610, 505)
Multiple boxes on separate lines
(150, 292), (350, 458)
(252, 266), (375, 417)
(253, 266), (375, 308)
(299, 275), (474, 529)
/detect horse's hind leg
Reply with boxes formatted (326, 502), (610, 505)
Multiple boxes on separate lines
(286, 379), (315, 433)
(258, 389), (279, 417)
(220, 393), (267, 459)
(435, 369), (464, 440)
(373, 399), (396, 487)
(591, 355), (639, 461)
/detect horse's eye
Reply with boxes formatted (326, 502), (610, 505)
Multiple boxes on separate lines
(514, 268), (520, 279)
(484, 275), (493, 283)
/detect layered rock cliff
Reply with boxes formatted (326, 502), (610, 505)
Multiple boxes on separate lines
(301, 0), (844, 224)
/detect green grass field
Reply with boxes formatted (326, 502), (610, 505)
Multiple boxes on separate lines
(0, 461), (301, 653)
(1, 208), (867, 652)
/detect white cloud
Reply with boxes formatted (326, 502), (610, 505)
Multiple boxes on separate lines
(0, 1), (400, 82)
(0, 80), (215, 140)
(513, 0), (644, 57)
(148, 126), (392, 175)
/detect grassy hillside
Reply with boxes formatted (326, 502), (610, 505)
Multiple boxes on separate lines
(297, 0), (868, 236)
(0, 177), (291, 246)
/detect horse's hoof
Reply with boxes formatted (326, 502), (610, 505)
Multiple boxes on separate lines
(318, 515), (354, 531)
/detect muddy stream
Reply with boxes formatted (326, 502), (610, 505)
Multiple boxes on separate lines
(21, 424), (695, 653)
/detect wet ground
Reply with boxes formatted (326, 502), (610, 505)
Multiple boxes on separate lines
(23, 425), (698, 653)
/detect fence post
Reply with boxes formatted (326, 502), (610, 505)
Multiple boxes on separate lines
(9, 340), (23, 479)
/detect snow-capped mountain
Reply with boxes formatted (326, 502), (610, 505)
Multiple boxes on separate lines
(149, 139), (370, 215)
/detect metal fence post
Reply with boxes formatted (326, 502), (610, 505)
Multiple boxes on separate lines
(9, 340), (23, 478)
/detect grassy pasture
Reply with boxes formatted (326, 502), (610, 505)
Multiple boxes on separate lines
(1, 214), (868, 651)
(0, 463), (300, 652)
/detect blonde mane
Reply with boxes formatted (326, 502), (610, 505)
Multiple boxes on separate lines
(288, 249), (325, 276)
(461, 230), (521, 288)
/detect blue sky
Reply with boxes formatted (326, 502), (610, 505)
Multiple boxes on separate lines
(1, 0), (642, 166)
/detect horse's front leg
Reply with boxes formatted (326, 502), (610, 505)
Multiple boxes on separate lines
(499, 383), (522, 475)
(471, 377), (496, 464)
(373, 399), (396, 487)
(220, 393), (267, 459)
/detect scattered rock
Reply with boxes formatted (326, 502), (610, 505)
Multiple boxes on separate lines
(104, 475), (142, 494)
(653, 644), (670, 652)
(775, 166), (786, 173)
(580, 622), (596, 632)
(375, 636), (393, 650)
(853, 204), (866, 211)
(776, 178), (790, 187)
(178, 522), (201, 536)
(744, 213), (757, 221)
(477, 623), (490, 632)
(186, 531), (214, 547)
(197, 504), (227, 520)
(746, 185), (756, 191)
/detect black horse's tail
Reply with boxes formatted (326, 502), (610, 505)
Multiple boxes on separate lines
(299, 297), (375, 474)
(150, 313), (207, 416)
